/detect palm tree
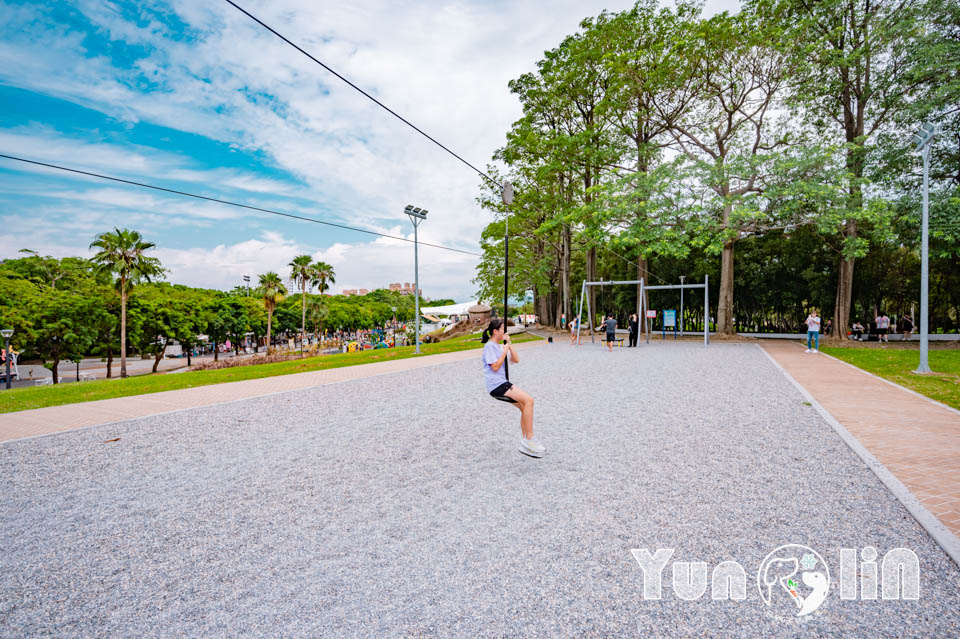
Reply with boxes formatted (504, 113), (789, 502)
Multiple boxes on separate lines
(289, 254), (315, 354)
(89, 228), (163, 378)
(258, 272), (287, 354)
(307, 296), (329, 343)
(311, 261), (336, 296)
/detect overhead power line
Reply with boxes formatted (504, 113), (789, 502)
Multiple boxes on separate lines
(223, 0), (674, 287)
(0, 153), (482, 257)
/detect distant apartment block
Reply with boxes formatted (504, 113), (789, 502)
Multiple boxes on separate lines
(388, 282), (422, 296)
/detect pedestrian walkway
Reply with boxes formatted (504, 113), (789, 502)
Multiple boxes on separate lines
(761, 340), (960, 538)
(0, 341), (545, 443)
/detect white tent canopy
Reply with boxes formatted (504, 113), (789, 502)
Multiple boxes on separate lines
(419, 300), (477, 316)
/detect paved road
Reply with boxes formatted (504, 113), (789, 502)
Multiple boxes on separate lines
(1, 342), (958, 637)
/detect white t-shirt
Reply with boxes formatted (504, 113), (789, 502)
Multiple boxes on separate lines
(482, 342), (508, 392)
(805, 315), (821, 333)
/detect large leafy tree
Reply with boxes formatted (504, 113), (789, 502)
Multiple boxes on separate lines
(89, 228), (163, 378)
(257, 272), (287, 354)
(748, 0), (925, 337)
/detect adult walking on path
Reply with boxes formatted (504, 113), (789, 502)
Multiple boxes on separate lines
(875, 311), (890, 343)
(481, 319), (545, 458)
(602, 314), (618, 352)
(901, 313), (914, 340)
(804, 309), (821, 353)
(628, 314), (639, 347)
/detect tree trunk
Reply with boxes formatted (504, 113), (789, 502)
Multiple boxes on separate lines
(51, 356), (60, 384)
(833, 254), (855, 341)
(636, 256), (649, 315)
(301, 287), (307, 353)
(106, 347), (113, 379)
(214, 342), (219, 362)
(120, 282), (127, 378)
(266, 309), (273, 354)
(186, 346), (191, 367)
(586, 247), (597, 331)
(152, 338), (168, 373)
(717, 239), (736, 335)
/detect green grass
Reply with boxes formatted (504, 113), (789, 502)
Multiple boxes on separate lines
(820, 346), (960, 411)
(0, 333), (542, 414)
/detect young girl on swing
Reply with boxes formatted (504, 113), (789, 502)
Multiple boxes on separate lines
(481, 319), (545, 458)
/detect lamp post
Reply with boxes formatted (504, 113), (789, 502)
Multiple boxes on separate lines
(912, 122), (937, 374)
(243, 275), (250, 296)
(501, 181), (514, 379)
(1, 329), (13, 390)
(404, 205), (428, 354)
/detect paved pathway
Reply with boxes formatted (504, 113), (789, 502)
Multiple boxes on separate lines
(761, 341), (960, 538)
(0, 342), (544, 442)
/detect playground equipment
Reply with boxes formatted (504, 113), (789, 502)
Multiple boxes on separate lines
(575, 276), (710, 347)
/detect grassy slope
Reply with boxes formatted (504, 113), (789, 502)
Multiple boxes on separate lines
(0, 333), (541, 414)
(820, 346), (960, 411)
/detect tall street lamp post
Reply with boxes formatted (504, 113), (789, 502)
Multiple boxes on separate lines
(243, 275), (250, 296)
(912, 122), (937, 374)
(1, 329), (13, 390)
(404, 205), (428, 354)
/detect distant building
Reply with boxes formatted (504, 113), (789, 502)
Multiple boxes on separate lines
(342, 289), (358, 296)
(387, 282), (422, 296)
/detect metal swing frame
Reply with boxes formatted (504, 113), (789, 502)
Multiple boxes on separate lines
(574, 276), (710, 348)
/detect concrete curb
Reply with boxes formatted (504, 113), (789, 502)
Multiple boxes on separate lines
(757, 344), (960, 569)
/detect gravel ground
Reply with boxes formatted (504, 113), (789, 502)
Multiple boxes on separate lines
(1, 341), (959, 638)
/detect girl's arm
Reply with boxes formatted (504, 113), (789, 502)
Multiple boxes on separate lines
(488, 346), (510, 372)
(508, 344), (519, 364)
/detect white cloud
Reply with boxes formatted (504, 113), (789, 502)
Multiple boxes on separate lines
(0, 0), (740, 297)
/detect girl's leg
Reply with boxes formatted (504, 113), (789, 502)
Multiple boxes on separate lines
(813, 332), (819, 350)
(504, 386), (535, 440)
(807, 331), (812, 349)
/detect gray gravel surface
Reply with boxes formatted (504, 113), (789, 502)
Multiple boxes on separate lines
(2, 341), (959, 638)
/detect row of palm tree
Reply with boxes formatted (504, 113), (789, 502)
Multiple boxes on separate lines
(286, 255), (336, 353)
(87, 229), (340, 377)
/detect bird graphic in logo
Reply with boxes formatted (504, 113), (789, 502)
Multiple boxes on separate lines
(758, 545), (831, 616)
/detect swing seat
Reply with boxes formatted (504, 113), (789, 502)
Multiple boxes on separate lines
(493, 395), (517, 404)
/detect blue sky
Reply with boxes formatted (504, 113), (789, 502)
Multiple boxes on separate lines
(0, 0), (738, 300)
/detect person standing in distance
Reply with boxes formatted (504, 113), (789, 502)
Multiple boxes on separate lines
(482, 319), (545, 458)
(628, 313), (639, 347)
(804, 309), (821, 353)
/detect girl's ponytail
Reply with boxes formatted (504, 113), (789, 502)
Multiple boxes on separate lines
(481, 318), (502, 344)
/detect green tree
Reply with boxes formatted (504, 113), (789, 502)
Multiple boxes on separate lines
(257, 272), (287, 353)
(89, 228), (163, 377)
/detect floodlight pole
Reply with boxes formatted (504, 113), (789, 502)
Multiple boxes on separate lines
(704, 274), (710, 347)
(915, 127), (935, 373)
(404, 205), (428, 355)
(918, 142), (930, 371)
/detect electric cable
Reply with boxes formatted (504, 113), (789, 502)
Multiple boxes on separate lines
(0, 153), (482, 257)
(222, 0), (676, 287)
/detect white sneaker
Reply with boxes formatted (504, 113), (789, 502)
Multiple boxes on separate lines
(805, 349), (812, 353)
(518, 437), (545, 458)
(813, 349), (819, 353)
